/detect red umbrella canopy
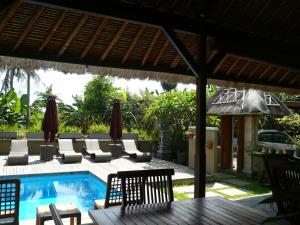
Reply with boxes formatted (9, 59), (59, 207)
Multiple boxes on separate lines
(109, 99), (122, 141)
(42, 96), (58, 142)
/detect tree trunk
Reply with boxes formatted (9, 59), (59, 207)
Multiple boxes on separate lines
(26, 72), (30, 128)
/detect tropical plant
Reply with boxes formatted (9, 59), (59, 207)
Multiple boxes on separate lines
(0, 91), (26, 126)
(84, 76), (117, 122)
(277, 113), (300, 136)
(88, 123), (110, 134)
(0, 67), (40, 127)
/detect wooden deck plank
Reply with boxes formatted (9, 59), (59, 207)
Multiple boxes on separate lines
(89, 198), (283, 225)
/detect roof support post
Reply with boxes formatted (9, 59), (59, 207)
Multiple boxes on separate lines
(195, 32), (207, 198)
(163, 25), (207, 198)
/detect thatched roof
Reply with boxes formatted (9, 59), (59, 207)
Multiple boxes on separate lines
(207, 88), (290, 116)
(0, 0), (299, 93)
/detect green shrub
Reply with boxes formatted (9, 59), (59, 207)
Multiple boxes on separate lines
(88, 123), (109, 134)
(0, 124), (18, 132)
(59, 124), (81, 133)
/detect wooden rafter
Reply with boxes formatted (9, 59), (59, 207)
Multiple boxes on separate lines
(212, 56), (226, 74)
(100, 22), (128, 61)
(277, 1), (300, 30)
(234, 1), (252, 23)
(289, 76), (298, 85)
(141, 29), (160, 65)
(225, 58), (239, 76)
(236, 61), (249, 77)
(219, 0), (235, 21)
(153, 39), (169, 66)
(263, 0), (287, 27)
(0, 0), (21, 34)
(13, 6), (44, 51)
(257, 66), (271, 80)
(247, 64), (260, 79)
(267, 68), (280, 81)
(58, 14), (88, 57)
(39, 11), (66, 52)
(170, 36), (190, 68)
(278, 71), (290, 82)
(80, 17), (108, 60)
(122, 25), (145, 63)
(248, 0), (271, 27)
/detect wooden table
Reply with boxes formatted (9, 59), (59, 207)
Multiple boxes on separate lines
(89, 197), (288, 225)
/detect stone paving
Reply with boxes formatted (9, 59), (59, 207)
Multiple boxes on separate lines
(173, 173), (273, 215)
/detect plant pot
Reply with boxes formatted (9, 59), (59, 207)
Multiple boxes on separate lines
(206, 143), (213, 149)
(176, 151), (188, 165)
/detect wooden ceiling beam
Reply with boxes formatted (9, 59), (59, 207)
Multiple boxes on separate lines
(248, 0), (271, 27)
(39, 10), (66, 52)
(0, 0), (21, 33)
(13, 6), (44, 51)
(236, 61), (249, 77)
(213, 71), (298, 90)
(141, 29), (160, 66)
(247, 64), (260, 79)
(153, 39), (169, 67)
(289, 77), (298, 85)
(162, 27), (202, 77)
(100, 21), (128, 61)
(225, 58), (239, 76)
(58, 14), (88, 57)
(207, 50), (226, 74)
(267, 68), (280, 82)
(122, 25), (145, 63)
(257, 66), (271, 80)
(23, 0), (300, 71)
(81, 17), (108, 60)
(278, 71), (290, 82)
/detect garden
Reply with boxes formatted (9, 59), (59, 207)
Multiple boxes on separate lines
(1, 68), (300, 164)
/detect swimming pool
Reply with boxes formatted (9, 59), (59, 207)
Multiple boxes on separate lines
(2, 172), (106, 220)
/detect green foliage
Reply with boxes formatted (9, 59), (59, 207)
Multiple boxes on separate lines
(0, 124), (18, 132)
(277, 113), (300, 135)
(274, 92), (300, 101)
(59, 124), (81, 133)
(145, 91), (196, 129)
(88, 123), (110, 134)
(0, 91), (26, 126)
(84, 76), (117, 121)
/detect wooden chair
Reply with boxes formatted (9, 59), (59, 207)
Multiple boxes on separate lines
(117, 169), (174, 209)
(48, 204), (63, 225)
(263, 154), (300, 216)
(94, 173), (122, 209)
(0, 179), (20, 225)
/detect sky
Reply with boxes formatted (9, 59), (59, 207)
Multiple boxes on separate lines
(0, 69), (196, 105)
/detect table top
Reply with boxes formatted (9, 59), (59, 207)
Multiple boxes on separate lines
(89, 197), (287, 225)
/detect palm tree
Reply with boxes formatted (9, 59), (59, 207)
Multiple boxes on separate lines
(1, 67), (40, 127)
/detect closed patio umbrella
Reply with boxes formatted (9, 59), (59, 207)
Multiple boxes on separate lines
(42, 96), (58, 142)
(109, 99), (122, 141)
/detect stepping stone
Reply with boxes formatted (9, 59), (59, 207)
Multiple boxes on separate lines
(217, 188), (249, 196)
(173, 185), (194, 193)
(206, 182), (230, 190)
(223, 179), (251, 186)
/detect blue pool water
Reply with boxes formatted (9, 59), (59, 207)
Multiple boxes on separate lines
(4, 172), (106, 220)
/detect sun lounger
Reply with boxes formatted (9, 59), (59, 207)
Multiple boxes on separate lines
(58, 139), (82, 163)
(122, 139), (152, 162)
(88, 133), (111, 139)
(7, 140), (29, 165)
(83, 139), (112, 162)
(0, 132), (17, 139)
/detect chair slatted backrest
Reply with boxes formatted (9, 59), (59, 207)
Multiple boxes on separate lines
(104, 174), (122, 208)
(117, 169), (174, 208)
(263, 155), (300, 214)
(0, 179), (20, 225)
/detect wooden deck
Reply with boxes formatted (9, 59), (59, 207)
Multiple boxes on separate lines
(0, 155), (194, 183)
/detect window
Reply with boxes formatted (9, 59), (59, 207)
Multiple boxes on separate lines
(258, 133), (272, 142)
